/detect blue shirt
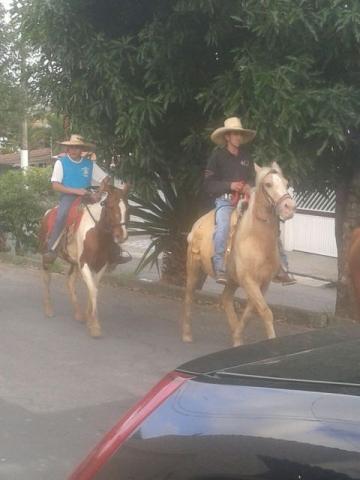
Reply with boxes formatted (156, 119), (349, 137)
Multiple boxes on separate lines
(59, 156), (94, 189)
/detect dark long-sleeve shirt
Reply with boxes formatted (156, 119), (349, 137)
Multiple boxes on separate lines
(204, 147), (255, 197)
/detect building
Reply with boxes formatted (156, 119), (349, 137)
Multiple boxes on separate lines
(0, 148), (52, 170)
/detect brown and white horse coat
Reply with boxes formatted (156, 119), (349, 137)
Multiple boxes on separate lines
(40, 180), (129, 337)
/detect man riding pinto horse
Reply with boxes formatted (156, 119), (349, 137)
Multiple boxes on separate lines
(204, 117), (296, 286)
(43, 134), (130, 266)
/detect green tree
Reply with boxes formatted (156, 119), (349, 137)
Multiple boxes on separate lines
(0, 167), (54, 252)
(16, 0), (360, 315)
(28, 112), (67, 151)
(0, 4), (24, 151)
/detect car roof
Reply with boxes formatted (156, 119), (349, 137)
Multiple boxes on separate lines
(177, 325), (360, 387)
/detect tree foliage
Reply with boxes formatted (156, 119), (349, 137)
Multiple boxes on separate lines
(0, 4), (24, 151)
(0, 167), (54, 252)
(15, 0), (360, 188)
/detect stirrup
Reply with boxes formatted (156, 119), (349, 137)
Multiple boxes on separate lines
(110, 249), (132, 265)
(215, 272), (228, 285)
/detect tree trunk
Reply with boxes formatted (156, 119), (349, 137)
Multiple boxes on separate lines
(335, 165), (360, 319)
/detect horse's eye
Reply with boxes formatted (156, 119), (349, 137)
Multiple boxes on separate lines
(265, 182), (272, 188)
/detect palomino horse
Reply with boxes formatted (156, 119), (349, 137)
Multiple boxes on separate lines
(347, 227), (360, 319)
(39, 178), (129, 337)
(182, 162), (296, 346)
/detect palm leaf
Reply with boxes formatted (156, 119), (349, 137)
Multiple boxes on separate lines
(129, 170), (201, 285)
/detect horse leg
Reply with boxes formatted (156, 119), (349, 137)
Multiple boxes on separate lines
(181, 252), (203, 343)
(231, 301), (253, 347)
(236, 277), (276, 340)
(221, 282), (241, 345)
(80, 263), (103, 338)
(66, 264), (84, 322)
(42, 265), (54, 317)
(233, 280), (271, 345)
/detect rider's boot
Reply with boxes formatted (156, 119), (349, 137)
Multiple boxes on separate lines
(273, 266), (297, 286)
(108, 243), (132, 269)
(215, 271), (228, 285)
(212, 257), (228, 285)
(43, 249), (57, 265)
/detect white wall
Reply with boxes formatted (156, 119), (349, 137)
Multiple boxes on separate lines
(281, 213), (337, 257)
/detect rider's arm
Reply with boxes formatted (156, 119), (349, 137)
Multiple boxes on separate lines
(52, 182), (87, 196)
(203, 151), (231, 196)
(92, 162), (125, 189)
(50, 159), (87, 196)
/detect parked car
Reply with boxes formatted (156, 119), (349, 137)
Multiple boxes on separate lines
(69, 325), (360, 479)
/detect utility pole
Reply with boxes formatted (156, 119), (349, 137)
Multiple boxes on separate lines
(20, 42), (28, 170)
(20, 116), (28, 169)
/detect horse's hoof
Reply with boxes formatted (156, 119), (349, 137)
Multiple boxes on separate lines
(45, 308), (54, 318)
(89, 326), (102, 338)
(182, 334), (193, 343)
(233, 338), (243, 347)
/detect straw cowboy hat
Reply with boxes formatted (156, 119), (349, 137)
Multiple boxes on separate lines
(57, 134), (95, 149)
(210, 117), (256, 145)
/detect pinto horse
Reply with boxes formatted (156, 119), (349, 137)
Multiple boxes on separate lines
(39, 178), (129, 337)
(182, 162), (296, 346)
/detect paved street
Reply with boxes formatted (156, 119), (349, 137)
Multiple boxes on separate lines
(121, 236), (338, 314)
(0, 262), (312, 480)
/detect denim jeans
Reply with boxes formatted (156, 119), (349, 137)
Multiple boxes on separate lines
(47, 194), (78, 250)
(213, 196), (234, 274)
(278, 238), (289, 271)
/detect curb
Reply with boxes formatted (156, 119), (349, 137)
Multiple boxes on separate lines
(104, 274), (350, 330)
(0, 252), (351, 330)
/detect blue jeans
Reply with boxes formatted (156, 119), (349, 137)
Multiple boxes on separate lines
(213, 197), (234, 274)
(278, 238), (289, 271)
(47, 194), (78, 250)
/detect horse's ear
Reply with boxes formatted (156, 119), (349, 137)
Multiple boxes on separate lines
(271, 161), (282, 174)
(120, 183), (130, 195)
(254, 163), (262, 174)
(99, 176), (111, 191)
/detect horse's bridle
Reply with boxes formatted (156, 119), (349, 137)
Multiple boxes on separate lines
(261, 170), (292, 212)
(85, 198), (128, 232)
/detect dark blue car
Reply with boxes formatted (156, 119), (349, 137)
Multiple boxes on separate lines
(70, 325), (360, 479)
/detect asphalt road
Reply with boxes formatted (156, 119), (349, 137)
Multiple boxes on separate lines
(0, 262), (311, 480)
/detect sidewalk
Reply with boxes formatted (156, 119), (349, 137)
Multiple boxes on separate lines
(286, 250), (337, 283)
(120, 236), (338, 315)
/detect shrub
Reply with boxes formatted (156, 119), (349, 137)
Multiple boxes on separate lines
(0, 167), (55, 252)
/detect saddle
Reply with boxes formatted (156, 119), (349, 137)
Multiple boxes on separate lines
(224, 209), (242, 261)
(45, 198), (84, 238)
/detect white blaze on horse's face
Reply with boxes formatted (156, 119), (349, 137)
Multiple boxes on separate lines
(118, 198), (128, 243)
(104, 188), (129, 244)
(260, 164), (296, 221)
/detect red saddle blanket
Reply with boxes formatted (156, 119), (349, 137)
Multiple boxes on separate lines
(46, 198), (84, 236)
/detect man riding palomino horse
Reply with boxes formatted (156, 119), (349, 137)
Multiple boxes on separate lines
(181, 118), (296, 346)
(204, 116), (296, 285)
(43, 134), (130, 266)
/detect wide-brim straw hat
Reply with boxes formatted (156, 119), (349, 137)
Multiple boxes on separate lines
(210, 117), (256, 145)
(57, 134), (95, 149)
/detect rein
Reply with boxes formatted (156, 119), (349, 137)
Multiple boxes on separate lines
(84, 201), (127, 233)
